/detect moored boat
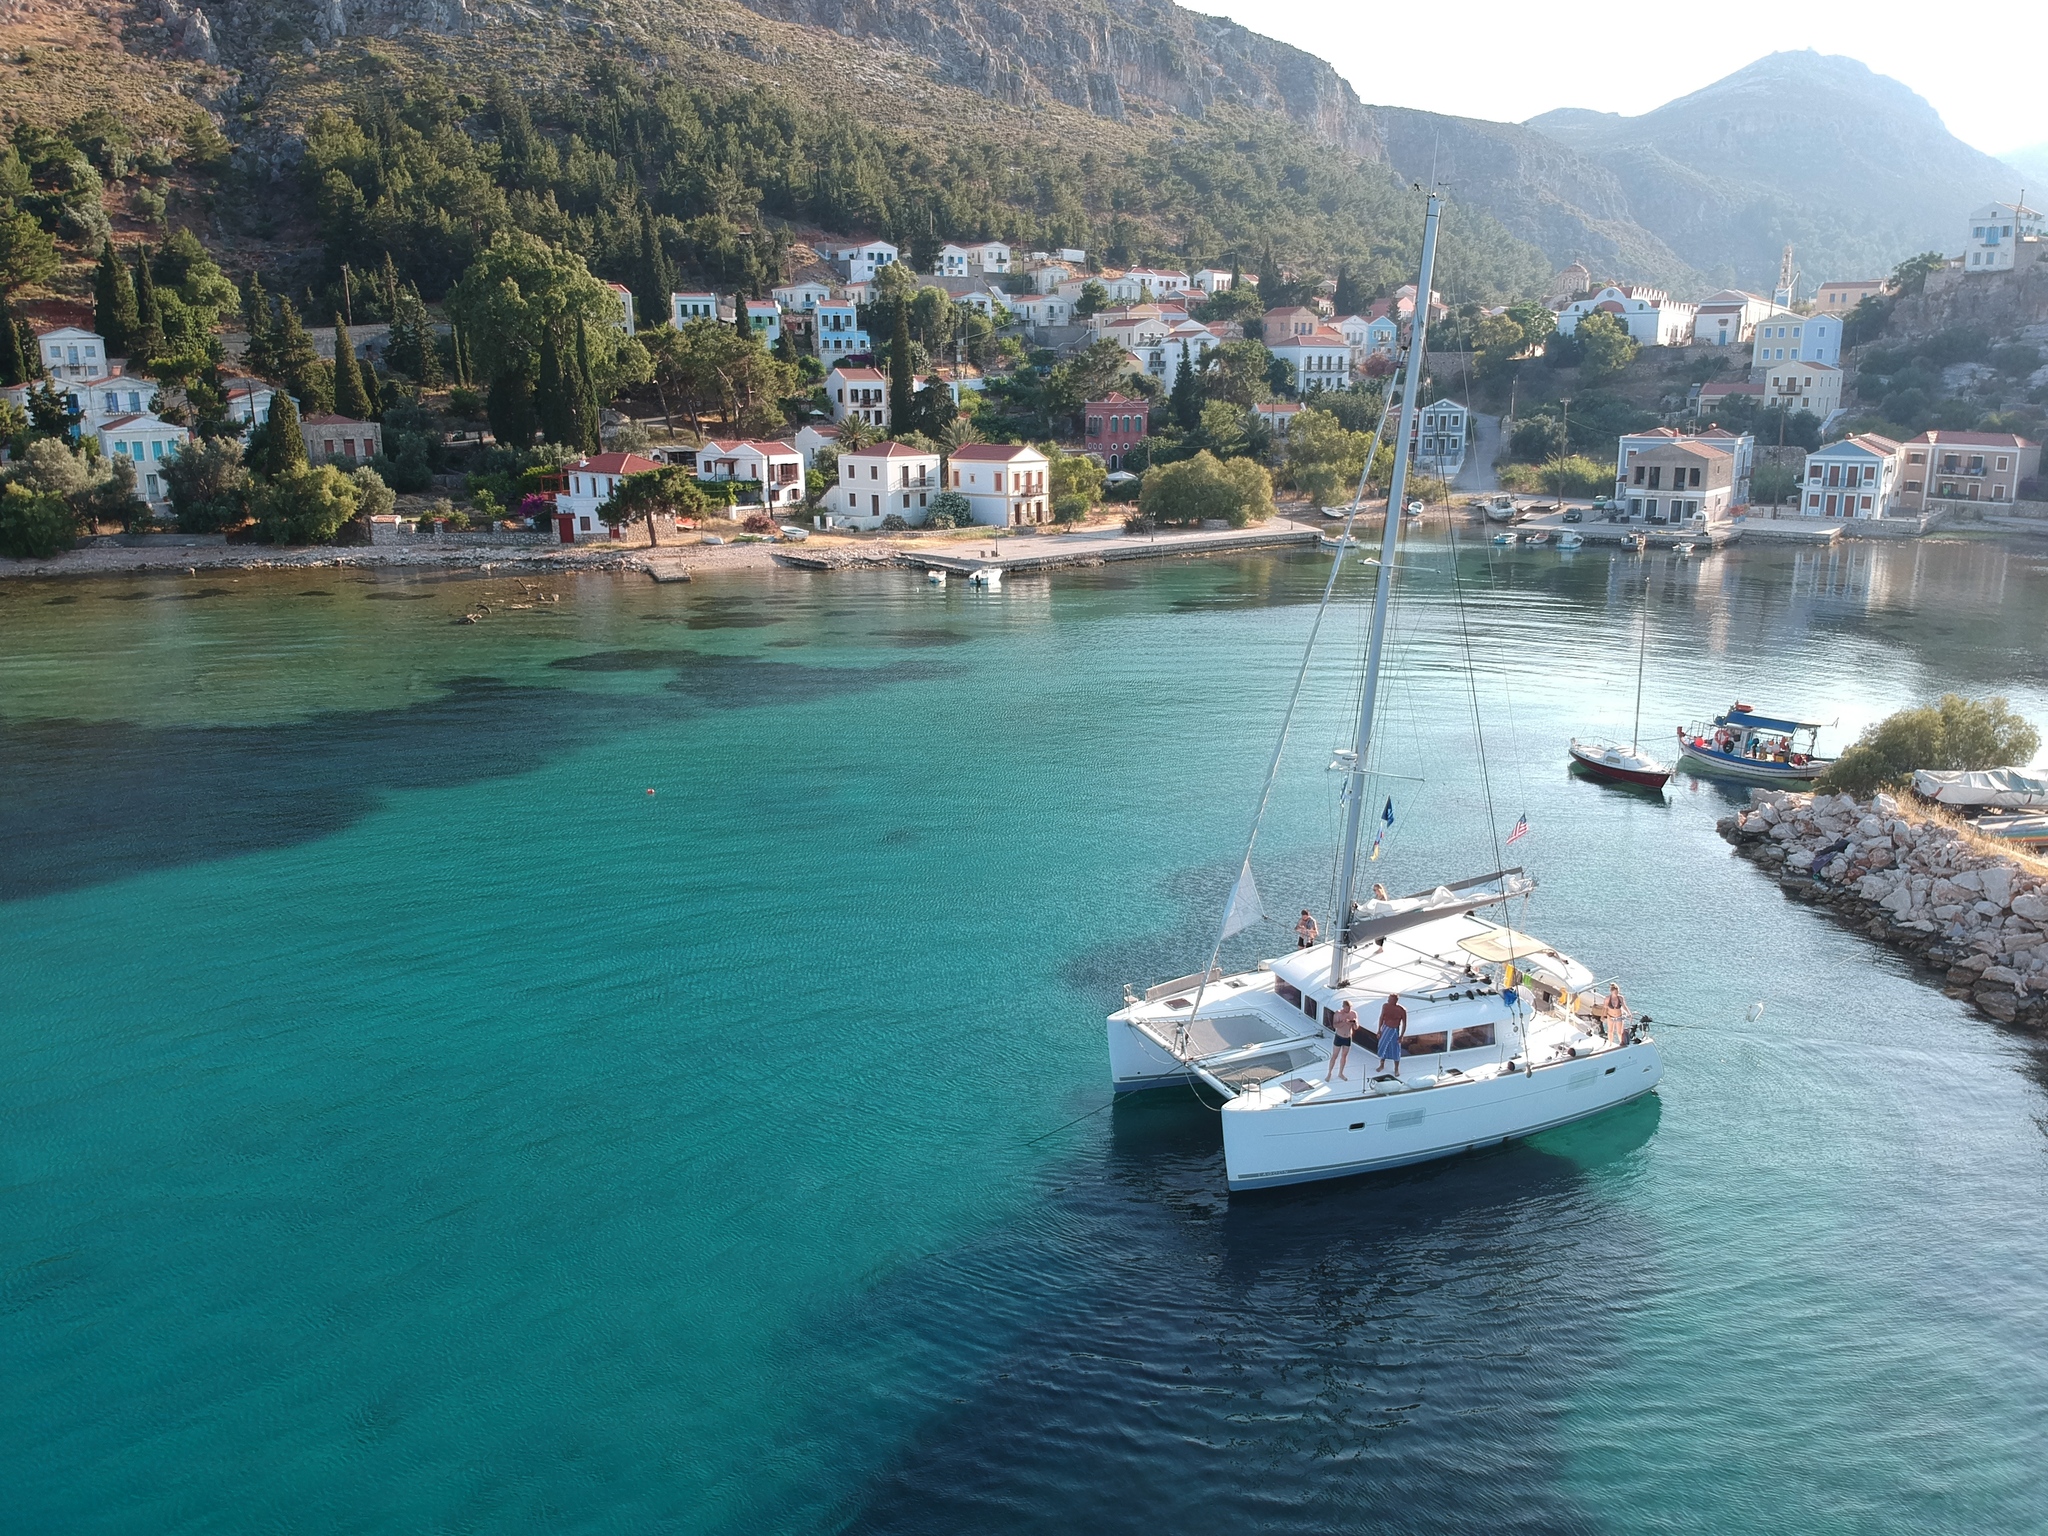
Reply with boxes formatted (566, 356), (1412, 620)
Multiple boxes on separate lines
(1569, 738), (1672, 788)
(1556, 531), (1584, 549)
(1675, 704), (1832, 784)
(1492, 530), (1517, 546)
(1621, 531), (1647, 551)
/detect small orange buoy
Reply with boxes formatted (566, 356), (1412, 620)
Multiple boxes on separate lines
(646, 788), (656, 796)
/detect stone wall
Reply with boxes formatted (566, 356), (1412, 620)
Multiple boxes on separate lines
(1720, 788), (2048, 1032)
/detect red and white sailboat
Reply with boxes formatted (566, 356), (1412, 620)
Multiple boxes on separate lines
(1569, 587), (1672, 789)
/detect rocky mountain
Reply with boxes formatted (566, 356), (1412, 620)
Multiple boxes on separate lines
(1527, 51), (2024, 289)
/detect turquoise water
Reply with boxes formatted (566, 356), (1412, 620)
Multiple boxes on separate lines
(4, 537), (2047, 1533)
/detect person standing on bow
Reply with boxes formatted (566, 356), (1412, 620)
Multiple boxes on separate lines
(1604, 983), (1630, 1047)
(1295, 910), (1319, 949)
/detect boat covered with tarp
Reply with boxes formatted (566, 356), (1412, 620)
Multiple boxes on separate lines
(1911, 768), (2048, 810)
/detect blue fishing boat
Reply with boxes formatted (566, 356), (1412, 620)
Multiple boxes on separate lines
(1675, 703), (1833, 784)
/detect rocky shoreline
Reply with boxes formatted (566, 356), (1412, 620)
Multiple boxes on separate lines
(1719, 789), (2048, 1033)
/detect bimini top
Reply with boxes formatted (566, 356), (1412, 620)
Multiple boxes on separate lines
(1716, 705), (1822, 733)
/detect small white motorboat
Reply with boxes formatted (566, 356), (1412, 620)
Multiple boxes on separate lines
(1621, 531), (1647, 551)
(926, 569), (946, 585)
(1556, 531), (1584, 549)
(966, 567), (1002, 588)
(1405, 499), (1425, 517)
(1523, 529), (1552, 546)
(1672, 541), (1696, 556)
(1492, 530), (1517, 546)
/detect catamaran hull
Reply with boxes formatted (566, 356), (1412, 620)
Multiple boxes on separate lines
(1108, 1017), (1200, 1092)
(1675, 743), (1824, 785)
(1218, 1042), (1663, 1191)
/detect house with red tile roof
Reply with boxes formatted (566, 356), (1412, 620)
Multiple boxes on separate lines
(947, 443), (1051, 526)
(1895, 430), (2040, 511)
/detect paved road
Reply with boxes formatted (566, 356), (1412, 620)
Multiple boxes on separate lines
(1454, 413), (1503, 494)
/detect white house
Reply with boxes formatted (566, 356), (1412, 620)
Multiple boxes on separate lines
(35, 372), (158, 431)
(220, 376), (274, 427)
(1964, 202), (2043, 273)
(744, 299), (782, 346)
(1410, 399), (1470, 477)
(697, 439), (805, 510)
(1750, 312), (1841, 369)
(1616, 426), (1753, 512)
(814, 301), (870, 363)
(947, 443), (1050, 526)
(1009, 292), (1074, 331)
(35, 325), (109, 380)
(95, 412), (189, 512)
(792, 422), (840, 473)
(606, 283), (636, 335)
(1798, 434), (1903, 519)
(1126, 267), (1193, 297)
(671, 291), (722, 325)
(827, 441), (942, 529)
(936, 241), (1011, 276)
(555, 450), (663, 541)
(1335, 312), (1398, 364)
(1763, 360), (1842, 423)
(1555, 284), (1697, 347)
(1692, 290), (1777, 348)
(1267, 326), (1352, 394)
(824, 365), (889, 429)
(773, 280), (833, 313)
(825, 240), (900, 283)
(1192, 268), (1235, 294)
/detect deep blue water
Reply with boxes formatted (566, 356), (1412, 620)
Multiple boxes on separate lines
(4, 535), (2047, 1533)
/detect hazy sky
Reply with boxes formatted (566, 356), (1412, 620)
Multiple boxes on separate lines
(1185, 0), (2045, 160)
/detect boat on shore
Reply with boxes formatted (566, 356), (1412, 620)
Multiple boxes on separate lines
(1106, 192), (1663, 1193)
(1676, 704), (1832, 784)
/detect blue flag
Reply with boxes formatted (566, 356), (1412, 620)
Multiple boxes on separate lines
(1381, 797), (1395, 828)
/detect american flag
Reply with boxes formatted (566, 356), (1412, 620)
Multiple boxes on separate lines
(1506, 813), (1529, 845)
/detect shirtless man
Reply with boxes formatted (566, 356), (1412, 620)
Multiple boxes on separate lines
(1294, 910), (1319, 949)
(1327, 999), (1360, 1081)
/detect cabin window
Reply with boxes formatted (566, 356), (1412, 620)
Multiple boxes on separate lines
(1301, 993), (1318, 1019)
(1403, 1031), (1449, 1054)
(1275, 981), (1302, 1008)
(1451, 1023), (1496, 1050)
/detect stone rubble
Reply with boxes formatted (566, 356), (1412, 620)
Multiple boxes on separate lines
(1719, 789), (2048, 1031)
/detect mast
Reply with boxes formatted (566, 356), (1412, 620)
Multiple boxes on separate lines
(1330, 191), (1442, 987)
(1631, 584), (1648, 753)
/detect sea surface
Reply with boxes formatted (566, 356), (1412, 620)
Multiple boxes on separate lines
(5, 533), (2048, 1534)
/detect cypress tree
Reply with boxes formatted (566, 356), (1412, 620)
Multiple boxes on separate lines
(1257, 245), (1283, 304)
(273, 299), (328, 413)
(888, 304), (914, 429)
(332, 313), (373, 420)
(0, 296), (25, 386)
(378, 251), (401, 321)
(535, 326), (574, 447)
(634, 207), (674, 340)
(94, 239), (139, 357)
(242, 271), (275, 378)
(257, 388), (306, 478)
(453, 325), (472, 387)
(572, 315), (600, 451)
(132, 243), (165, 364)
(387, 283), (441, 387)
(1169, 342), (1202, 432)
(486, 366), (537, 447)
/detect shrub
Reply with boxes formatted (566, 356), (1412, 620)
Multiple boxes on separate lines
(1053, 493), (1089, 523)
(0, 485), (76, 558)
(1138, 450), (1273, 527)
(164, 436), (252, 531)
(741, 511), (775, 533)
(924, 489), (972, 528)
(1495, 455), (1610, 498)
(1123, 512), (1156, 535)
(880, 513), (909, 531)
(252, 465), (363, 545)
(1817, 695), (2041, 797)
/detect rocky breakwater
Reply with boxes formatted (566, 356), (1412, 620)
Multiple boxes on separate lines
(1719, 789), (2048, 1032)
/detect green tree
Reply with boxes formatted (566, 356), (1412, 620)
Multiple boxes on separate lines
(1888, 252), (1945, 298)
(1576, 312), (1638, 379)
(384, 282), (441, 386)
(1198, 399), (1251, 459)
(1818, 695), (2040, 797)
(130, 242), (165, 364)
(1139, 449), (1274, 527)
(331, 314), (374, 420)
(242, 271), (275, 378)
(534, 324), (575, 448)
(163, 436), (253, 530)
(572, 315), (602, 451)
(1204, 340), (1274, 406)
(1044, 442), (1106, 507)
(889, 305), (916, 427)
(632, 206), (676, 343)
(93, 239), (139, 356)
(1169, 343), (1202, 432)
(1750, 462), (1799, 508)
(253, 463), (364, 544)
(1045, 338), (1135, 422)
(252, 389), (307, 478)
(0, 202), (59, 294)
(446, 230), (635, 396)
(1074, 279), (1110, 318)
(272, 299), (330, 412)
(0, 483), (74, 558)
(0, 295), (24, 385)
(924, 489), (972, 528)
(604, 465), (709, 546)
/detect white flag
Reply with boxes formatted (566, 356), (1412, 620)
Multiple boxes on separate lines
(1220, 857), (1266, 939)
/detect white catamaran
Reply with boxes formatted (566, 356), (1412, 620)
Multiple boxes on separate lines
(1106, 194), (1664, 1192)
